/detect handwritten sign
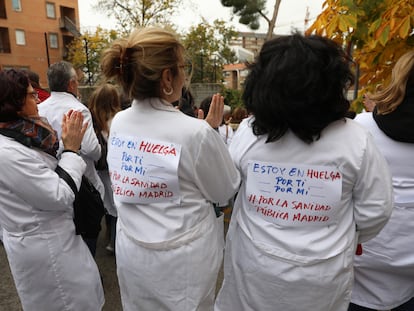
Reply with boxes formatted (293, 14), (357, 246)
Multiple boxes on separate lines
(246, 160), (342, 226)
(108, 133), (181, 204)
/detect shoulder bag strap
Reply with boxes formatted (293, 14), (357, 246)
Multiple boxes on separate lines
(1, 129), (78, 196)
(55, 165), (78, 196)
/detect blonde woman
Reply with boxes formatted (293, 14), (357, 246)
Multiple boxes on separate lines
(100, 27), (240, 310)
(350, 50), (414, 311)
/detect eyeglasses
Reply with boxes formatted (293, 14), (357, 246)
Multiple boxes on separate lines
(27, 91), (39, 100)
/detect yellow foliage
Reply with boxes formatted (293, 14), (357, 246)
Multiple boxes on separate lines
(399, 16), (411, 38)
(306, 0), (414, 112)
(66, 27), (119, 85)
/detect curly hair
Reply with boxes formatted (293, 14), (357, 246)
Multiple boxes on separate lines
(243, 33), (354, 144)
(0, 69), (30, 121)
(100, 27), (185, 101)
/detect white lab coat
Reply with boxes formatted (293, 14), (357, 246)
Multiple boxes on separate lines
(351, 112), (414, 310)
(0, 135), (104, 311)
(215, 117), (393, 311)
(109, 98), (240, 310)
(218, 124), (234, 146)
(38, 92), (104, 199)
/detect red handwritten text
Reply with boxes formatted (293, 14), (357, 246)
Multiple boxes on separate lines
(139, 141), (177, 156)
(306, 169), (341, 181)
(256, 206), (289, 220)
(139, 191), (173, 199)
(291, 201), (331, 211)
(292, 213), (329, 222)
(113, 185), (135, 197)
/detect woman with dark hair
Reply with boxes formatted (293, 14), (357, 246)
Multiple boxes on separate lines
(178, 87), (197, 117)
(350, 50), (414, 311)
(214, 34), (393, 311)
(24, 69), (50, 102)
(0, 69), (104, 310)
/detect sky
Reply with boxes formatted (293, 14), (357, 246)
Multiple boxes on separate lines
(78, 0), (326, 35)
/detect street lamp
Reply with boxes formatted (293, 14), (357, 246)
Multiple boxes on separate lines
(83, 38), (92, 86)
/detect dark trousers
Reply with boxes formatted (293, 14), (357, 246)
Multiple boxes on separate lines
(349, 297), (414, 311)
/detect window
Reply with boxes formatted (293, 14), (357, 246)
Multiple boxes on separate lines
(0, 0), (7, 18)
(49, 33), (58, 48)
(0, 27), (11, 53)
(12, 0), (21, 12)
(15, 29), (25, 45)
(46, 2), (56, 18)
(3, 65), (29, 71)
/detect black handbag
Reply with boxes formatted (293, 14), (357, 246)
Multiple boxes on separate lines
(55, 165), (105, 239)
(94, 131), (108, 170)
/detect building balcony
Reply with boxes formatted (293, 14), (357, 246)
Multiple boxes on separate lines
(59, 16), (81, 37)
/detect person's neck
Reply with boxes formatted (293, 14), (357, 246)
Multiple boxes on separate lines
(65, 91), (78, 99)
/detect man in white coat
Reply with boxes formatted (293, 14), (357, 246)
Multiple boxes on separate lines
(38, 61), (104, 256)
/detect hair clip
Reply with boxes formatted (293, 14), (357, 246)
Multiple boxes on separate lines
(116, 47), (138, 75)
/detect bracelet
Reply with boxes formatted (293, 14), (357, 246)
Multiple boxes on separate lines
(62, 149), (80, 155)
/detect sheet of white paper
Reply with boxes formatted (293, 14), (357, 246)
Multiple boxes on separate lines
(108, 133), (181, 204)
(246, 160), (342, 226)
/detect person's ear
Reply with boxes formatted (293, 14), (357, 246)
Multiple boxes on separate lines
(161, 68), (173, 88)
(67, 79), (74, 92)
(160, 68), (175, 98)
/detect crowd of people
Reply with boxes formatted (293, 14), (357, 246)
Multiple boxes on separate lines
(0, 25), (413, 311)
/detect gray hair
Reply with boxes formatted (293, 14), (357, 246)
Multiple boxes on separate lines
(47, 61), (75, 92)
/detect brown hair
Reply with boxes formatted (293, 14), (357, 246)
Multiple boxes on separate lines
(100, 27), (185, 101)
(88, 83), (121, 133)
(0, 69), (30, 121)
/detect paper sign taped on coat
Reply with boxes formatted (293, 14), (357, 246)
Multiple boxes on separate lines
(246, 160), (342, 226)
(108, 133), (182, 204)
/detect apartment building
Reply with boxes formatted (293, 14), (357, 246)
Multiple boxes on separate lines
(223, 32), (266, 90)
(223, 32), (283, 90)
(230, 31), (268, 57)
(0, 0), (80, 86)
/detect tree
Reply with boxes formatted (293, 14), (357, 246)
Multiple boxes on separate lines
(94, 0), (182, 34)
(182, 20), (238, 83)
(306, 0), (414, 111)
(67, 27), (118, 85)
(222, 88), (244, 109)
(220, 0), (282, 40)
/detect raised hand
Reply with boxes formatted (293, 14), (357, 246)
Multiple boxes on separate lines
(61, 109), (88, 152)
(204, 93), (224, 129)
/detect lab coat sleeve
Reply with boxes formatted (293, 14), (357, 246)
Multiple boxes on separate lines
(228, 116), (255, 172)
(193, 125), (241, 204)
(79, 107), (101, 161)
(1, 145), (86, 212)
(353, 134), (393, 243)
